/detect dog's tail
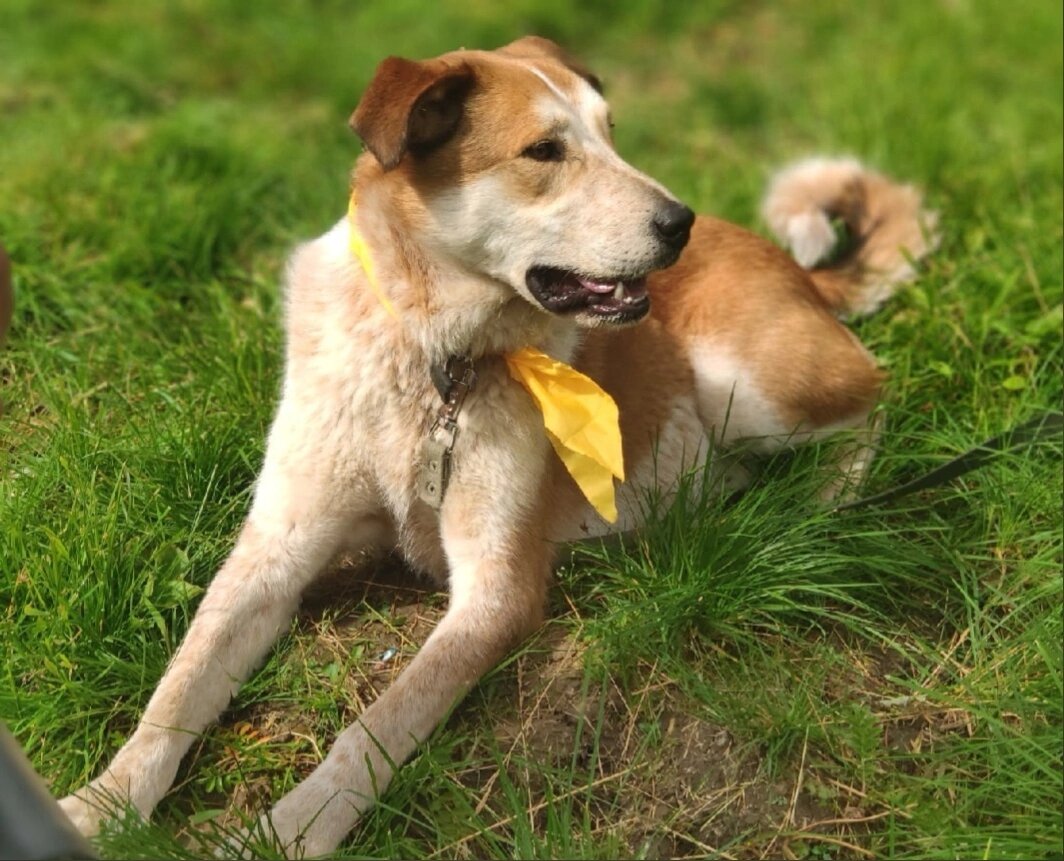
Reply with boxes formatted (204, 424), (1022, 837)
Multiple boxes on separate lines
(762, 157), (938, 317)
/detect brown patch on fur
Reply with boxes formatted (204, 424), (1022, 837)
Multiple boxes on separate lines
(581, 319), (696, 473)
(353, 43), (603, 205)
(497, 35), (604, 93)
(651, 218), (883, 428)
(405, 59), (577, 192)
(803, 267), (852, 311)
(351, 56), (476, 171)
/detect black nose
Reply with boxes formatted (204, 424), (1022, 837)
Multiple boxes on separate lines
(653, 201), (695, 250)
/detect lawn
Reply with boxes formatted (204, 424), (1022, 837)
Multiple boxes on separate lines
(1, 1), (1061, 858)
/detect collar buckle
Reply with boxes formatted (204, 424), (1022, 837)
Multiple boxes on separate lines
(418, 355), (477, 510)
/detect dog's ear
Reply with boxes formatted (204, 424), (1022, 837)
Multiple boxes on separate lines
(497, 36), (603, 94)
(351, 57), (476, 171)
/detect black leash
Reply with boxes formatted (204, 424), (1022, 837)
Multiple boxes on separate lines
(834, 409), (1063, 512)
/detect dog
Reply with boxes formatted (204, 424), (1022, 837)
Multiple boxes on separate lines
(58, 36), (935, 856)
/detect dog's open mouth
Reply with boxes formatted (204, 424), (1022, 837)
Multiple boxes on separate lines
(525, 266), (650, 321)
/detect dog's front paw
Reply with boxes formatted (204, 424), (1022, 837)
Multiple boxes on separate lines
(240, 776), (366, 859)
(59, 776), (144, 838)
(226, 813), (330, 860)
(58, 789), (107, 838)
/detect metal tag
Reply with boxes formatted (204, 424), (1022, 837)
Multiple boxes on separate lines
(417, 436), (451, 509)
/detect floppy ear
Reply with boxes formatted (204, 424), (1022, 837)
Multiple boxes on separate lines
(350, 56), (476, 171)
(497, 35), (603, 93)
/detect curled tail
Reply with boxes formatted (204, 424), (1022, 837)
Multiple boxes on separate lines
(762, 157), (939, 317)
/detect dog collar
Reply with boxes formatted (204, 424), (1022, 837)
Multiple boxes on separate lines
(347, 195), (625, 522)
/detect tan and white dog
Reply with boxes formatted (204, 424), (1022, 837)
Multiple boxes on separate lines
(59, 37), (935, 856)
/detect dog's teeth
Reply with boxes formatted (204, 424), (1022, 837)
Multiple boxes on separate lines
(613, 283), (626, 301)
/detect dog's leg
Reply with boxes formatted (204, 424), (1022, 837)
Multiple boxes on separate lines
(816, 410), (883, 504)
(249, 473), (550, 857)
(59, 428), (380, 837)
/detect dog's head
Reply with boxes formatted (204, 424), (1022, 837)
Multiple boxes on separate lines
(351, 37), (693, 328)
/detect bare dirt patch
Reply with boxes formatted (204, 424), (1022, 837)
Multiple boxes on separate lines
(456, 622), (838, 858)
(239, 559), (837, 857)
(183, 561), (948, 858)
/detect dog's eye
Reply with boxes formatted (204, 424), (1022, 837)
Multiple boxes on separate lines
(522, 139), (565, 162)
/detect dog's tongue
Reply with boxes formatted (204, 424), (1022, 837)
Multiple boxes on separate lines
(576, 276), (619, 294)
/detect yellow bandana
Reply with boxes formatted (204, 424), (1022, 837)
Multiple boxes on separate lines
(504, 347), (625, 522)
(348, 197), (625, 522)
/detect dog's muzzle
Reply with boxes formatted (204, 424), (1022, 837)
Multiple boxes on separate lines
(524, 268), (651, 322)
(525, 200), (694, 324)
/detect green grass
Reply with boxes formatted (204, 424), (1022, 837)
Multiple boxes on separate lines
(1, 0), (1061, 858)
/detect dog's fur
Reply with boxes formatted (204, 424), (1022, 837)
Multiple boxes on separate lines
(59, 37), (936, 856)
